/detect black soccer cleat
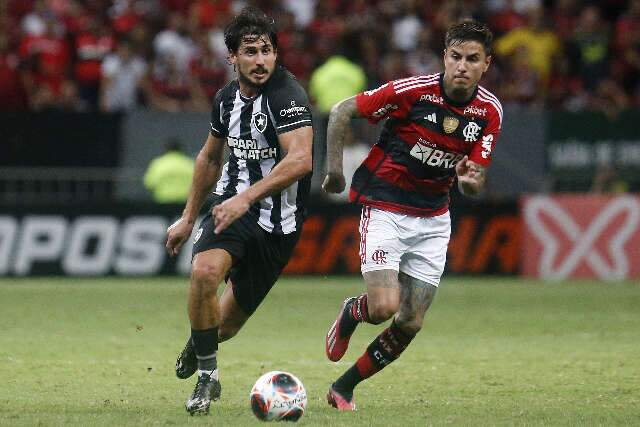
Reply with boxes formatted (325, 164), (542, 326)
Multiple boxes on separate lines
(175, 338), (197, 379)
(185, 372), (222, 415)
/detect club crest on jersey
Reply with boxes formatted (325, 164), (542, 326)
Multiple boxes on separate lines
(443, 117), (459, 134)
(251, 112), (268, 133)
(463, 121), (481, 142)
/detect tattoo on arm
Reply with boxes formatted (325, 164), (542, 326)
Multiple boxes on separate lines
(326, 96), (360, 174)
(398, 272), (437, 317)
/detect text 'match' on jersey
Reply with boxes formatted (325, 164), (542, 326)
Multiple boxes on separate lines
(352, 72), (502, 217)
(209, 65), (313, 234)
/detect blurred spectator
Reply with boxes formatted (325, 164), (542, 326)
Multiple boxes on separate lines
(406, 27), (441, 77)
(308, 35), (366, 115)
(494, 6), (561, 86)
(153, 12), (195, 73)
(143, 138), (195, 203)
(21, 0), (50, 37)
(189, 32), (228, 110)
(188, 0), (231, 31)
(498, 45), (544, 108)
(567, 5), (610, 91)
(282, 0), (316, 27)
(0, 32), (27, 111)
(100, 38), (147, 112)
(391, 0), (423, 52)
(6, 0), (640, 113)
(489, 0), (527, 36)
(74, 17), (115, 109)
(19, 16), (78, 110)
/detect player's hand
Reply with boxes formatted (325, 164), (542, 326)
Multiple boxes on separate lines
(212, 193), (251, 234)
(456, 155), (477, 181)
(166, 217), (194, 257)
(456, 155), (484, 195)
(322, 172), (346, 194)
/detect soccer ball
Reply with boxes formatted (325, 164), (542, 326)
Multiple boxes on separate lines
(250, 371), (307, 422)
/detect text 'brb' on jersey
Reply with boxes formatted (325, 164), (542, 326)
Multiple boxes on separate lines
(209, 66), (313, 234)
(352, 72), (503, 217)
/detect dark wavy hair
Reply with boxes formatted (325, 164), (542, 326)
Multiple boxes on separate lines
(223, 7), (278, 53)
(445, 20), (493, 55)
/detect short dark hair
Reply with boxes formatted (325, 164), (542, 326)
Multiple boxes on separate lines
(223, 7), (278, 53)
(445, 20), (493, 55)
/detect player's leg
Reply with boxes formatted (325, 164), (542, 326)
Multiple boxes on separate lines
(217, 281), (250, 342)
(176, 279), (249, 380)
(394, 272), (437, 335)
(327, 269), (400, 410)
(326, 206), (403, 363)
(185, 248), (232, 415)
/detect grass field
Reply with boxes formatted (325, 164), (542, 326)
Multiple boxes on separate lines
(1, 276), (639, 426)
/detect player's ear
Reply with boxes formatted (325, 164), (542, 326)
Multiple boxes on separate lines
(483, 54), (491, 72)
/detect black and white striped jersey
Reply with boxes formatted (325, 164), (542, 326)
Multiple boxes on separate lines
(208, 66), (313, 234)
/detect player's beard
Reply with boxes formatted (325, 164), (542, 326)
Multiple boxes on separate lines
(238, 66), (271, 90)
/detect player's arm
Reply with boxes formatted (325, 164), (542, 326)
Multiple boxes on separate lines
(211, 126), (313, 234)
(166, 133), (225, 255)
(322, 96), (361, 193)
(455, 155), (486, 196)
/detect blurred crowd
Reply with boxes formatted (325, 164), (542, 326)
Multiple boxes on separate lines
(1, 0), (639, 115)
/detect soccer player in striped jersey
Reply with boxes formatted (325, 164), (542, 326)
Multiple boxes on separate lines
(322, 21), (502, 411)
(165, 7), (313, 415)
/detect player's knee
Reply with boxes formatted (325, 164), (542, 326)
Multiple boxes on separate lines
(368, 299), (399, 324)
(394, 314), (423, 335)
(191, 262), (225, 293)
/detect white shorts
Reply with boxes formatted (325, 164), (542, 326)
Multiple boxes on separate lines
(359, 206), (451, 286)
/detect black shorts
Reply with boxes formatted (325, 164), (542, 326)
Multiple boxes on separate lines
(192, 200), (301, 315)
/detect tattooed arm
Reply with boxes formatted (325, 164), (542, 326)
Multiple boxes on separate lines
(455, 155), (486, 196)
(322, 96), (361, 193)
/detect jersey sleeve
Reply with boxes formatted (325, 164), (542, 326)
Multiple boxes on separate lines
(468, 106), (502, 167)
(355, 80), (415, 124)
(268, 78), (313, 135)
(209, 89), (226, 138)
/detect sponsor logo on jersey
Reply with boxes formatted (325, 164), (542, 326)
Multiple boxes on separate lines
(424, 112), (437, 123)
(463, 122), (481, 142)
(279, 100), (308, 118)
(372, 103), (399, 118)
(410, 138), (464, 169)
(443, 116), (459, 134)
(419, 93), (444, 105)
(481, 134), (494, 159)
(251, 112), (268, 133)
(463, 105), (487, 117)
(227, 136), (278, 160)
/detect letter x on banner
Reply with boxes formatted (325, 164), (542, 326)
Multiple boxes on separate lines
(521, 195), (640, 281)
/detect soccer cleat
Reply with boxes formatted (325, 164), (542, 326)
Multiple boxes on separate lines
(175, 338), (197, 379)
(327, 386), (356, 411)
(326, 297), (358, 362)
(185, 372), (222, 415)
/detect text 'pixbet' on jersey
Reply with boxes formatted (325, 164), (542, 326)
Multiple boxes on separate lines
(227, 136), (278, 160)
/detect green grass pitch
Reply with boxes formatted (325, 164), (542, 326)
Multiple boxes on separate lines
(1, 276), (639, 426)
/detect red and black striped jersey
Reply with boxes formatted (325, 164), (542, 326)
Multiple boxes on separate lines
(350, 72), (503, 217)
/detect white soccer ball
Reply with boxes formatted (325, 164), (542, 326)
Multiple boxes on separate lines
(250, 371), (307, 422)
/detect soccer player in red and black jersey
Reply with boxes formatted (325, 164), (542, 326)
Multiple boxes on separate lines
(322, 21), (502, 411)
